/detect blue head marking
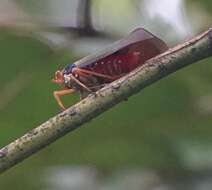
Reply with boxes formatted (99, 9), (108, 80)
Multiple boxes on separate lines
(63, 64), (76, 75)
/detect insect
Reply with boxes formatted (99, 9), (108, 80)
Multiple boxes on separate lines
(52, 28), (168, 110)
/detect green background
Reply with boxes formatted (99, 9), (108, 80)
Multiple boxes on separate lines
(0, 0), (212, 189)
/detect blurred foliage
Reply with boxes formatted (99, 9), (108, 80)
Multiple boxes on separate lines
(0, 0), (212, 189)
(187, 0), (212, 12)
(14, 0), (49, 16)
(0, 28), (212, 189)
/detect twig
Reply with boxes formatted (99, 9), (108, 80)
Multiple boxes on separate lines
(0, 28), (212, 174)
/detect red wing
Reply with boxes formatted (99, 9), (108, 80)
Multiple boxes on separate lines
(75, 28), (168, 69)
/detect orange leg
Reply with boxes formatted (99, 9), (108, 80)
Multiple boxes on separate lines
(72, 68), (112, 92)
(78, 83), (107, 100)
(53, 88), (75, 111)
(69, 75), (92, 92)
(72, 67), (121, 80)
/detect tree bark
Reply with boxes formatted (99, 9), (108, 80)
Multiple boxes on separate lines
(0, 28), (212, 174)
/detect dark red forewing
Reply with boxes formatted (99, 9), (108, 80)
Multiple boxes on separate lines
(74, 28), (168, 68)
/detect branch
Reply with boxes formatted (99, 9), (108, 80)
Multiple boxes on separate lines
(0, 28), (212, 174)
